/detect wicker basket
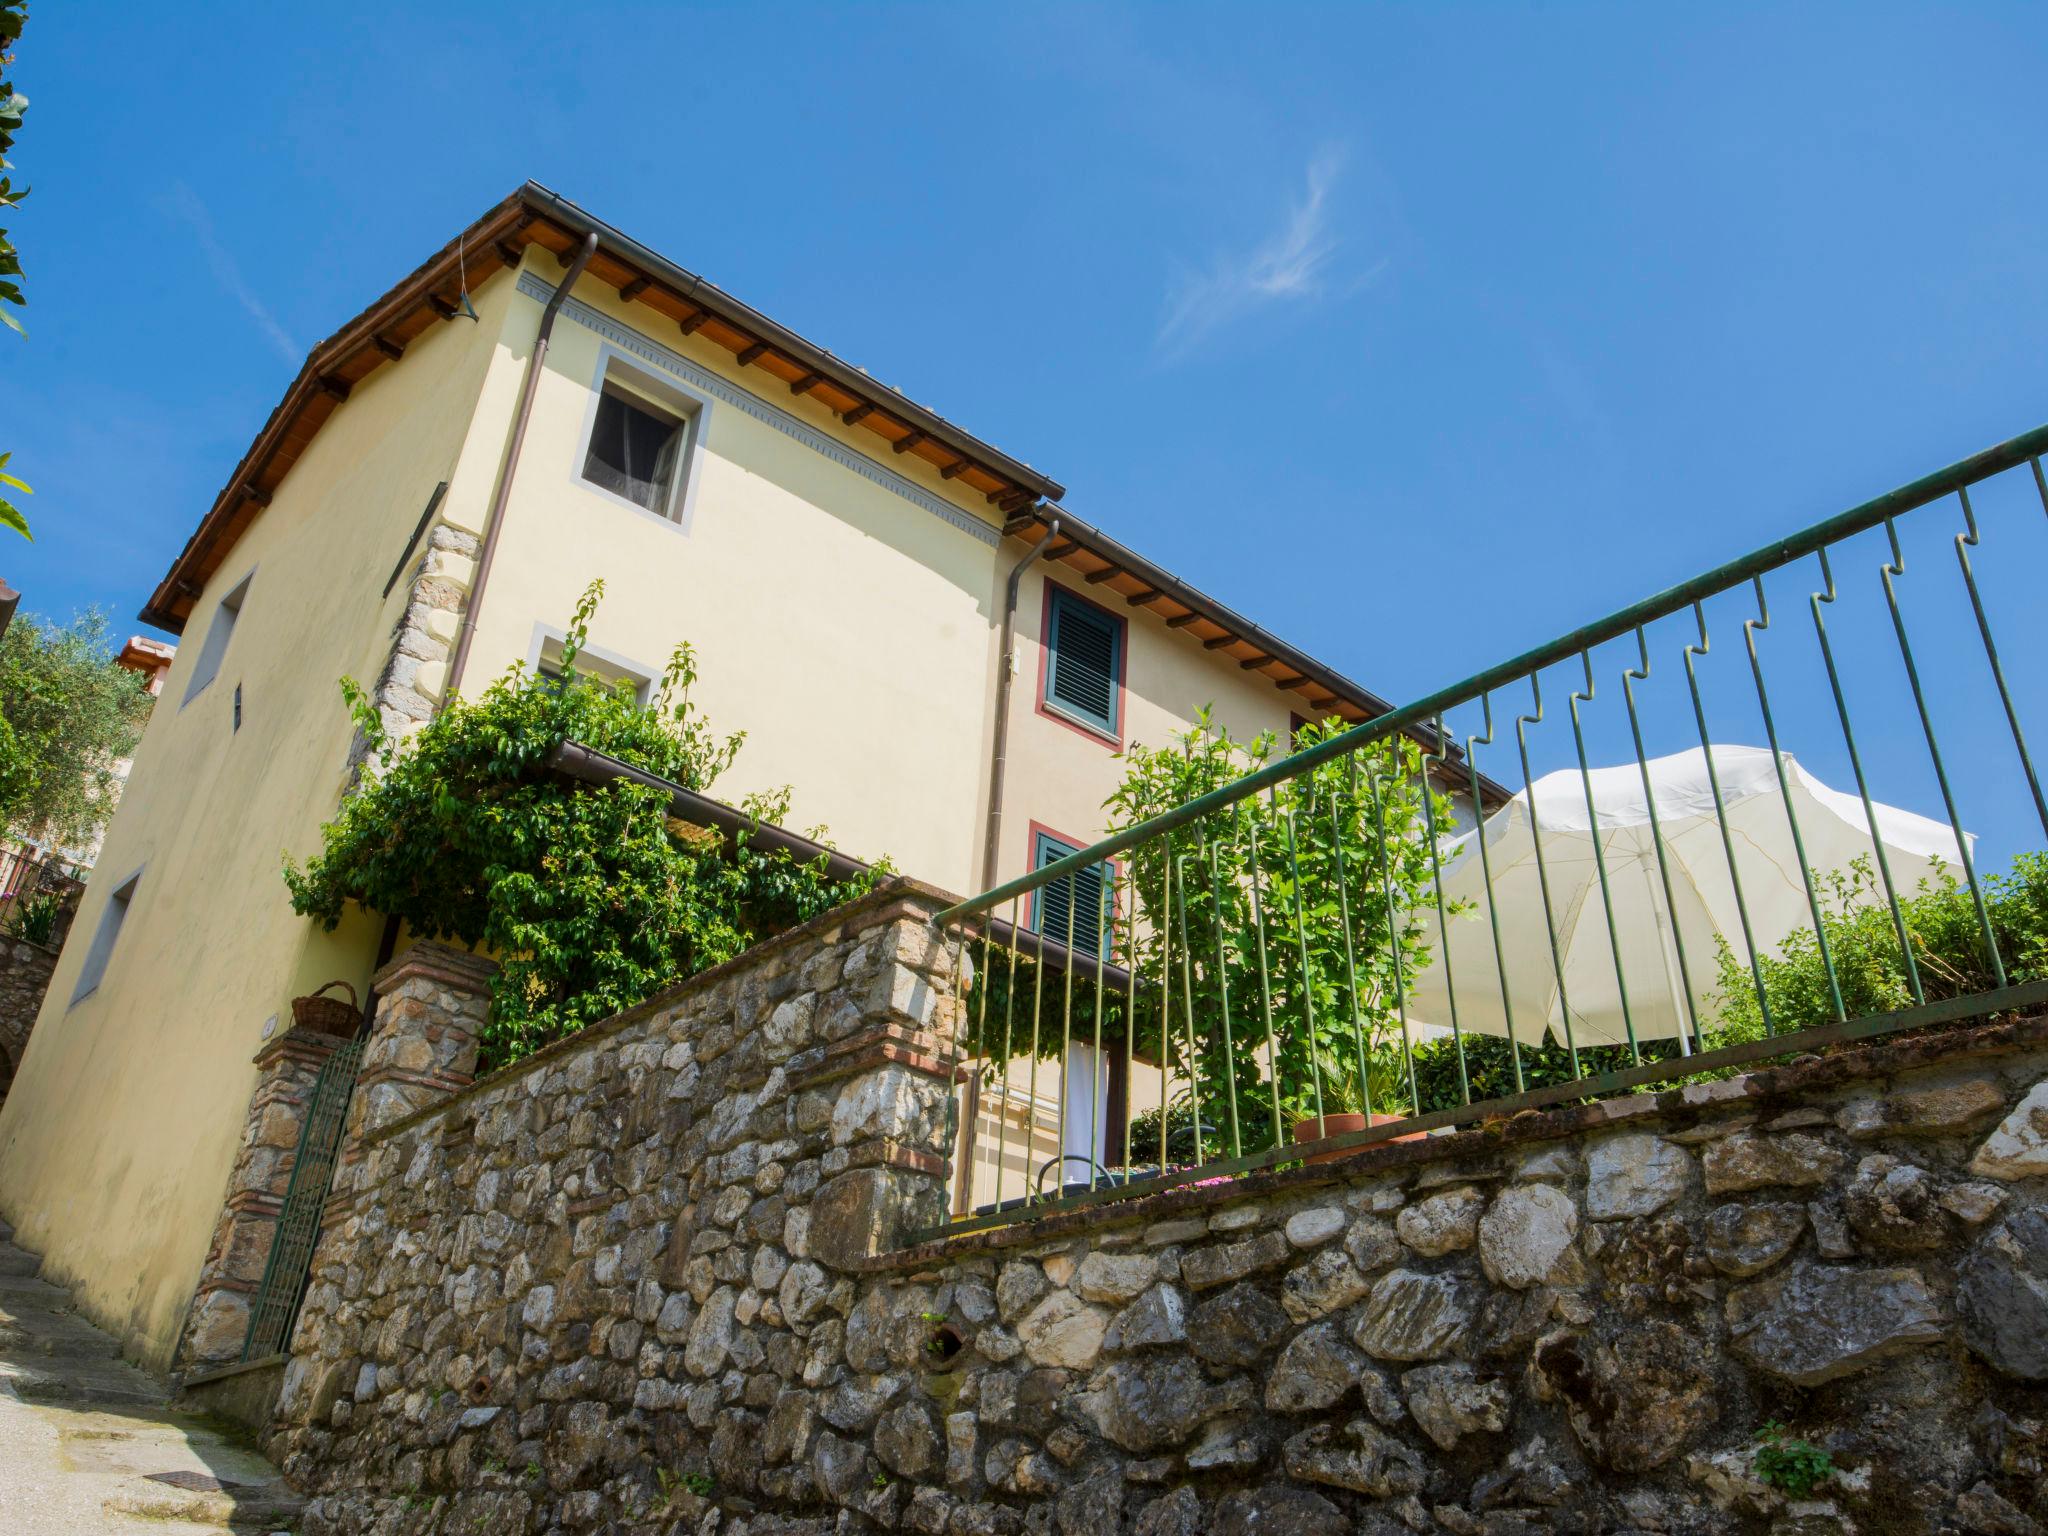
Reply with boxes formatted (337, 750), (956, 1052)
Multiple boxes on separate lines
(291, 980), (361, 1039)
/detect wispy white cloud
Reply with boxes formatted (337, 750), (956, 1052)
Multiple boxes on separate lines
(1156, 147), (1367, 360)
(164, 181), (300, 366)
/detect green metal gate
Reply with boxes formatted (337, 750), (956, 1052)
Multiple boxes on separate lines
(242, 1036), (364, 1360)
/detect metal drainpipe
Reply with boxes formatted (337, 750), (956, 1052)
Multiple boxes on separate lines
(981, 516), (1059, 890)
(955, 517), (1056, 1219)
(443, 231), (600, 703)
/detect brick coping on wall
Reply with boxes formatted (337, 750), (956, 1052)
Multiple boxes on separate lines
(353, 876), (964, 1151)
(870, 1007), (2048, 1274)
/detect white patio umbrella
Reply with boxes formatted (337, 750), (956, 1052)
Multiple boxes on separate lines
(1403, 745), (1968, 1050)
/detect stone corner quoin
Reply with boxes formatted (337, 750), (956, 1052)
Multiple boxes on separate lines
(263, 911), (2048, 1536)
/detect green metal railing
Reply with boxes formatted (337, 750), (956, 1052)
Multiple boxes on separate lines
(243, 1036), (363, 1359)
(925, 422), (2048, 1238)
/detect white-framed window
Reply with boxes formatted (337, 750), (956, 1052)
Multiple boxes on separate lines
(572, 346), (710, 528)
(181, 569), (254, 706)
(69, 866), (141, 1006)
(525, 623), (655, 707)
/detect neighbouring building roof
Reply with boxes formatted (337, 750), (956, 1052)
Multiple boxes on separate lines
(139, 182), (1498, 791)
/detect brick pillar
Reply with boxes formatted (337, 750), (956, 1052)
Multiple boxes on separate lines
(346, 941), (496, 1142)
(796, 892), (969, 1269)
(176, 1028), (347, 1372)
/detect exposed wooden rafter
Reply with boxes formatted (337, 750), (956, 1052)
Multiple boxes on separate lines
(678, 309), (709, 336)
(789, 371), (825, 397)
(317, 376), (351, 402)
(1241, 655), (1275, 671)
(1044, 540), (1079, 560)
(1084, 564), (1123, 585)
(241, 484), (271, 508)
(617, 275), (651, 302)
(735, 341), (770, 367)
(426, 294), (459, 321)
(1203, 634), (1239, 651)
(372, 335), (405, 361)
(494, 239), (525, 269)
(941, 459), (973, 480)
(841, 402), (875, 427)
(893, 428), (928, 455)
(1164, 612), (1201, 630)
(1001, 514), (1039, 538)
(1125, 587), (1163, 606)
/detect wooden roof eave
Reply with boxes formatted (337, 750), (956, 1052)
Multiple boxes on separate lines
(144, 184), (1068, 634)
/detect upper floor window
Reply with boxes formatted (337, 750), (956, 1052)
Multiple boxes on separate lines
(584, 384), (685, 513)
(182, 569), (253, 706)
(528, 624), (653, 707)
(69, 867), (140, 1006)
(1042, 585), (1123, 741)
(1029, 829), (1114, 958)
(574, 350), (708, 526)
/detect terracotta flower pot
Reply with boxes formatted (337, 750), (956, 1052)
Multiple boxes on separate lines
(1290, 1111), (1426, 1165)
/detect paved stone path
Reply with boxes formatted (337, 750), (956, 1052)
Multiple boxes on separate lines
(0, 1219), (301, 1534)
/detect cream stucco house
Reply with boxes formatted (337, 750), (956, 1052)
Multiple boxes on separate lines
(0, 185), (1500, 1371)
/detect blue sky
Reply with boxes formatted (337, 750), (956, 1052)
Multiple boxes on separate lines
(10, 2), (2048, 864)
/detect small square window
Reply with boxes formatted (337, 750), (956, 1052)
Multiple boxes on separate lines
(581, 383), (686, 516)
(531, 630), (652, 707)
(70, 869), (140, 1006)
(1029, 831), (1114, 958)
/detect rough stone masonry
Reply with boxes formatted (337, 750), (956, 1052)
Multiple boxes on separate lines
(267, 880), (2048, 1536)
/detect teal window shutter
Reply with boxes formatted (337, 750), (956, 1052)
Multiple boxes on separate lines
(1030, 830), (1112, 957)
(1046, 587), (1122, 736)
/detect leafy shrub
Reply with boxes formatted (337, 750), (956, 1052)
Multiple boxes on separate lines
(1710, 852), (2048, 1042)
(5, 886), (58, 946)
(286, 583), (882, 1069)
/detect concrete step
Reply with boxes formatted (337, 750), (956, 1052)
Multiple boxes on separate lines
(0, 1310), (128, 1361)
(104, 1479), (305, 1532)
(3, 1358), (169, 1409)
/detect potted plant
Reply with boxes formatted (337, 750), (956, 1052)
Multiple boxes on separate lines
(1290, 1044), (1424, 1164)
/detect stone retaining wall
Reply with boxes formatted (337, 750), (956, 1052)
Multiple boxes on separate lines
(0, 935), (58, 1108)
(270, 882), (2048, 1536)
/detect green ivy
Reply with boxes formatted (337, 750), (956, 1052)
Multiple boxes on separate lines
(285, 582), (882, 1070)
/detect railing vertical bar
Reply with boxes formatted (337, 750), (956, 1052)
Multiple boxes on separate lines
(1420, 718), (1473, 1103)
(1685, 599), (1777, 1034)
(1622, 629), (1704, 1050)
(1465, 694), (1527, 1091)
(1953, 487), (2048, 841)
(1739, 581), (1843, 1022)
(1204, 821), (1244, 1160)
(1283, 805), (1328, 1132)
(1155, 849), (1175, 1174)
(1880, 517), (2006, 986)
(1513, 674), (1580, 1074)
(1171, 843), (1205, 1167)
(1054, 857), (1080, 1199)
(1365, 760), (1420, 1115)
(1568, 657), (1641, 1062)
(1022, 919), (1050, 1202)
(1326, 768), (1376, 1120)
(1089, 868), (1110, 1192)
(989, 897), (1023, 1214)
(1240, 802), (1286, 1146)
(1809, 548), (1923, 1002)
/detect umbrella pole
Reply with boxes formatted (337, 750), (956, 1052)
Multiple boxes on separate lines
(1642, 856), (1692, 1056)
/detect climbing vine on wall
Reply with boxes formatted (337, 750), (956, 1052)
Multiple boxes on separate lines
(285, 582), (882, 1069)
